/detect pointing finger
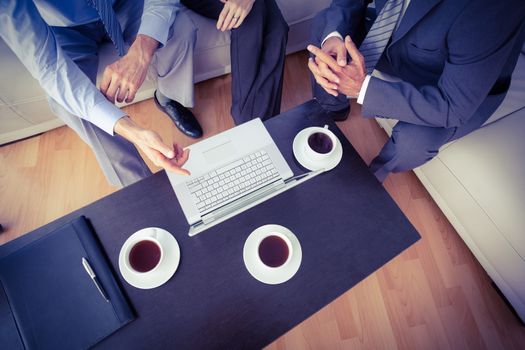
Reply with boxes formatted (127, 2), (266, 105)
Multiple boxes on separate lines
(307, 45), (342, 74)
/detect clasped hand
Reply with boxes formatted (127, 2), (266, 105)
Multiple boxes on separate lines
(308, 36), (366, 98)
(100, 35), (158, 104)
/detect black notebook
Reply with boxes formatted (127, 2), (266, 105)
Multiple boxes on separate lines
(0, 216), (134, 349)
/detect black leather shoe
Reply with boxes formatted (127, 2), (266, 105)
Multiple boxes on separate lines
(154, 93), (203, 138)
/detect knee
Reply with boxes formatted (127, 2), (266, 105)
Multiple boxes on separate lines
(390, 125), (440, 172)
(162, 29), (195, 66)
(169, 11), (197, 49)
(265, 2), (289, 37)
(269, 17), (289, 45)
(274, 10), (289, 35)
(276, 17), (289, 37)
(178, 22), (197, 49)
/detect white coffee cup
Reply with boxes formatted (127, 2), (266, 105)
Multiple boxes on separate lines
(303, 125), (337, 161)
(256, 231), (293, 269)
(124, 230), (164, 275)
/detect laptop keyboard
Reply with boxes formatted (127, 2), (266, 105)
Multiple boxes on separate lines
(186, 150), (280, 213)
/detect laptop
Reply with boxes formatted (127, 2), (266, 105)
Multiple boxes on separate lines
(166, 118), (323, 236)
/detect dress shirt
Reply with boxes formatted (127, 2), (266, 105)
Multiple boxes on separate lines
(0, 0), (180, 135)
(321, 0), (411, 103)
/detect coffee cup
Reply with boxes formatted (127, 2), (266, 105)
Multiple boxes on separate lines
(124, 230), (164, 275)
(257, 231), (293, 269)
(304, 125), (337, 161)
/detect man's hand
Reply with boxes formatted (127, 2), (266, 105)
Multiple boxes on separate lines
(114, 116), (190, 175)
(322, 36), (347, 67)
(100, 35), (159, 104)
(217, 0), (255, 31)
(308, 43), (342, 97)
(335, 36), (367, 97)
(307, 36), (366, 98)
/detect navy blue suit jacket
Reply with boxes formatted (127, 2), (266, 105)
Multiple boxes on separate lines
(323, 0), (525, 128)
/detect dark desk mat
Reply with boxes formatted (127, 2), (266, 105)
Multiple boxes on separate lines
(1, 101), (420, 349)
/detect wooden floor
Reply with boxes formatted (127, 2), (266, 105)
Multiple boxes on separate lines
(1, 51), (524, 349)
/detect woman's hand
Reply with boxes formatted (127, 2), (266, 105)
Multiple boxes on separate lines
(217, 0), (255, 31)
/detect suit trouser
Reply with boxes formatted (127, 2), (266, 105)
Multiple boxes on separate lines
(369, 93), (505, 182)
(181, 0), (288, 124)
(48, 2), (197, 188)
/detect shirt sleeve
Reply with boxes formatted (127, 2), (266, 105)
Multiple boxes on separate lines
(321, 0), (367, 41)
(322, 31), (344, 47)
(0, 0), (125, 135)
(139, 0), (180, 47)
(356, 75), (371, 104)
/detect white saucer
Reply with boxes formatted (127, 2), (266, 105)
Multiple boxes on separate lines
(292, 127), (343, 171)
(243, 225), (302, 285)
(118, 227), (180, 289)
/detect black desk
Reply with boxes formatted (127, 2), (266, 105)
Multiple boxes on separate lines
(1, 102), (420, 349)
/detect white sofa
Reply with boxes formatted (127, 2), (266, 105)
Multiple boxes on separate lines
(0, 0), (332, 145)
(376, 43), (525, 323)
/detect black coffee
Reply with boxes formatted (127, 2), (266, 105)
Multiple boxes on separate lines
(308, 132), (333, 154)
(258, 235), (289, 267)
(129, 240), (161, 272)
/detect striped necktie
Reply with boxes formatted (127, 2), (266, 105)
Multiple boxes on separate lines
(360, 0), (405, 73)
(87, 0), (125, 56)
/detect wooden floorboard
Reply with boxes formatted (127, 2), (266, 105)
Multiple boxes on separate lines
(1, 51), (523, 349)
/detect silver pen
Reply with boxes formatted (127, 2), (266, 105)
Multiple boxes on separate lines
(82, 257), (110, 302)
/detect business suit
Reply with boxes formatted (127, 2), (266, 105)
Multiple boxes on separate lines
(312, 0), (525, 181)
(181, 0), (289, 125)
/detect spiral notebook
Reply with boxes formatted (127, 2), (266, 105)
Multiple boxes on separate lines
(0, 216), (134, 350)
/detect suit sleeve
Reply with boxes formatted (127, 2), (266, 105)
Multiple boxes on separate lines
(321, 0), (367, 40)
(139, 0), (180, 47)
(0, 0), (126, 135)
(362, 0), (525, 128)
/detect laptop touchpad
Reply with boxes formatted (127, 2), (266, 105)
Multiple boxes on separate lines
(203, 140), (236, 165)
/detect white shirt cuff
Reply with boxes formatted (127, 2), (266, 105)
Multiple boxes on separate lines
(357, 75), (372, 105)
(321, 31), (344, 47)
(89, 101), (127, 135)
(138, 13), (171, 47)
